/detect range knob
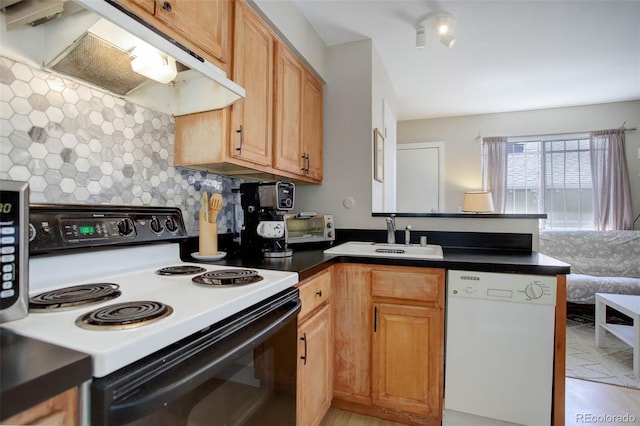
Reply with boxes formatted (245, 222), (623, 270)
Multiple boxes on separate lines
(165, 217), (178, 233)
(117, 219), (135, 236)
(524, 282), (544, 299)
(150, 217), (163, 233)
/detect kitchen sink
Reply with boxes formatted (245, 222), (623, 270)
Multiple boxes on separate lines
(324, 241), (444, 260)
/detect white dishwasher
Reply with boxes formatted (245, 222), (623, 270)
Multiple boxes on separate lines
(444, 270), (556, 426)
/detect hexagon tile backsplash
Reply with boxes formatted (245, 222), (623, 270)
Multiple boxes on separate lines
(0, 56), (248, 236)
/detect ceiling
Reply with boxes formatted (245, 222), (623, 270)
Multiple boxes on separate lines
(291, 0), (640, 121)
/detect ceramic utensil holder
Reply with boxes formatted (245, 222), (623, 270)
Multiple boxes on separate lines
(199, 215), (218, 255)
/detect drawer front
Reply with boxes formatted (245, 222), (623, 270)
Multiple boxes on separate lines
(298, 269), (332, 320)
(371, 268), (442, 302)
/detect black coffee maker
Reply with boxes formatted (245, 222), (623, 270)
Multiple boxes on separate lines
(239, 181), (295, 257)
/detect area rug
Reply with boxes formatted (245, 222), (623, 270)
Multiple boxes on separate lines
(566, 311), (639, 389)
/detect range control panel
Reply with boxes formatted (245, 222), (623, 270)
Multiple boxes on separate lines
(29, 205), (188, 254)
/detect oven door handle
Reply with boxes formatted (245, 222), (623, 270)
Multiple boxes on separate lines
(106, 297), (301, 424)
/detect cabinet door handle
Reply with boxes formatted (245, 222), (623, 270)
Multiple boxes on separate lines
(300, 333), (307, 365)
(235, 125), (243, 153)
(300, 153), (310, 173)
(315, 290), (322, 297)
(374, 306), (378, 333)
(162, 1), (172, 12)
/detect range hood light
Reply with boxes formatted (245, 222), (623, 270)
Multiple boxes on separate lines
(130, 46), (177, 84)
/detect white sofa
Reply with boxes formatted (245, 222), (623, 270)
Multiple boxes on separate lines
(539, 230), (640, 304)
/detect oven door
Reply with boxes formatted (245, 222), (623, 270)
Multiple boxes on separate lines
(91, 288), (300, 426)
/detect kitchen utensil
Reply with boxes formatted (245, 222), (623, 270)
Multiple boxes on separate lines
(202, 192), (209, 222)
(209, 193), (223, 222)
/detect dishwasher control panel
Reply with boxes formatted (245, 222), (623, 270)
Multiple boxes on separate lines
(447, 270), (556, 305)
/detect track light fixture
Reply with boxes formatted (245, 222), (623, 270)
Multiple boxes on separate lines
(416, 11), (456, 49)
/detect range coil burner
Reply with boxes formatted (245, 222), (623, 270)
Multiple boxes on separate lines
(156, 265), (207, 276)
(192, 269), (264, 286)
(29, 283), (122, 311)
(76, 300), (173, 330)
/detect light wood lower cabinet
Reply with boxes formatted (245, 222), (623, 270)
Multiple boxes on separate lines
(332, 264), (444, 426)
(296, 269), (333, 426)
(3, 387), (78, 426)
(372, 303), (442, 419)
(332, 264), (372, 405)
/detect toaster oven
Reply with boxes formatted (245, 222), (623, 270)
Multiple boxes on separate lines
(284, 213), (334, 244)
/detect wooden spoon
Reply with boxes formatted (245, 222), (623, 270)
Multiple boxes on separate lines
(209, 193), (223, 222)
(202, 192), (209, 222)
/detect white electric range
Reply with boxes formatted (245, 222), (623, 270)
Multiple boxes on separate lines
(2, 204), (301, 425)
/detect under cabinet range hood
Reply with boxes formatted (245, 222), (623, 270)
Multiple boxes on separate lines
(0, 0), (245, 116)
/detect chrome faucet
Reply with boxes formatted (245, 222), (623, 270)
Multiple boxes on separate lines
(405, 225), (412, 245)
(385, 216), (396, 244)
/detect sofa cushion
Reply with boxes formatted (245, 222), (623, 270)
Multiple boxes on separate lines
(539, 230), (640, 278)
(567, 274), (640, 304)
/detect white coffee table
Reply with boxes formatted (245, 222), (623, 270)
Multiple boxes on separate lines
(595, 293), (640, 378)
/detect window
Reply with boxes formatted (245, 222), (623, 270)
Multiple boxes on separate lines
(505, 134), (593, 230)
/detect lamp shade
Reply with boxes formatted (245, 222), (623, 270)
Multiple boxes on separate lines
(462, 191), (494, 213)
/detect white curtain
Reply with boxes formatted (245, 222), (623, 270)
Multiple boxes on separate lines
(481, 137), (508, 213)
(590, 129), (633, 230)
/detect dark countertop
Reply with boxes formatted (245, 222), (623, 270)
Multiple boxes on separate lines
(184, 246), (571, 280)
(0, 329), (92, 421)
(182, 229), (570, 279)
(2, 236), (568, 420)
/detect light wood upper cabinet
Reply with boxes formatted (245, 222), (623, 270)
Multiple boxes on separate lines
(155, 0), (229, 63)
(174, 1), (275, 177)
(118, 0), (155, 15)
(172, 0), (324, 183)
(229, 0), (274, 167)
(274, 42), (324, 183)
(117, 0), (229, 67)
(296, 269), (333, 426)
(273, 43), (303, 175)
(302, 73), (323, 180)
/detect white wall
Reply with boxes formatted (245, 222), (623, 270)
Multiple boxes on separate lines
(398, 100), (640, 229)
(371, 44), (397, 213)
(252, 1), (563, 238)
(294, 39), (540, 239)
(294, 40), (374, 228)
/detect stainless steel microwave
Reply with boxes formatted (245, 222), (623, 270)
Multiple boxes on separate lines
(0, 180), (29, 323)
(284, 213), (334, 244)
